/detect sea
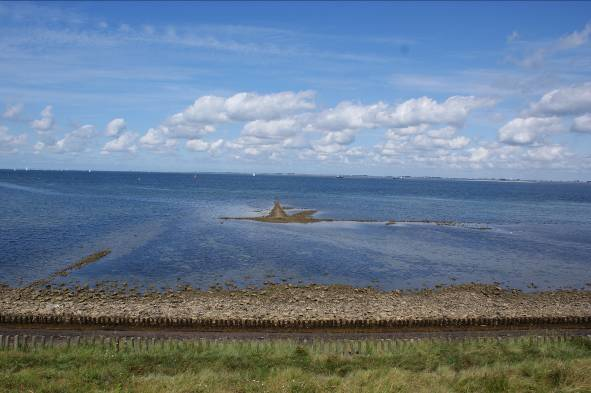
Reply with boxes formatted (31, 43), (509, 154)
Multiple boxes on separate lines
(1, 170), (590, 291)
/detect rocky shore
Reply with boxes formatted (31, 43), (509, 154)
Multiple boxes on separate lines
(1, 283), (590, 323)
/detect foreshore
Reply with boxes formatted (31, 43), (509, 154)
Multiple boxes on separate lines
(1, 283), (590, 329)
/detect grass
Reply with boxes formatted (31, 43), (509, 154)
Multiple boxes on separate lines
(1, 336), (591, 392)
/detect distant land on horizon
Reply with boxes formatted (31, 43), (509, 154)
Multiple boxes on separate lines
(1, 168), (589, 184)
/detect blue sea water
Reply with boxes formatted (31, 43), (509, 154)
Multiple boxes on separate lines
(1, 170), (590, 291)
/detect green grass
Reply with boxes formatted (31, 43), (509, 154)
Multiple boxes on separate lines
(1, 336), (591, 392)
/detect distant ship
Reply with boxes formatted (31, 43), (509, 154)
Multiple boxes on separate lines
(336, 175), (344, 179)
(252, 173), (256, 177)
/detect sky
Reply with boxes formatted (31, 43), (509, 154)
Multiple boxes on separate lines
(1, 1), (591, 180)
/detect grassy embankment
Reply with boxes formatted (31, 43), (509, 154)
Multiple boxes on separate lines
(1, 336), (591, 392)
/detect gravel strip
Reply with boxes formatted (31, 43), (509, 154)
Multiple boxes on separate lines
(1, 284), (590, 321)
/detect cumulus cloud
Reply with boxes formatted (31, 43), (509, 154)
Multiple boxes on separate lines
(313, 102), (382, 131)
(161, 90), (315, 139)
(138, 128), (178, 152)
(303, 96), (492, 160)
(105, 118), (127, 136)
(529, 83), (591, 116)
(2, 103), (23, 120)
(139, 128), (167, 147)
(469, 146), (490, 163)
(376, 96), (494, 128)
(141, 90), (316, 155)
(185, 139), (209, 152)
(102, 131), (138, 153)
(375, 138), (574, 170)
(374, 124), (474, 165)
(36, 124), (96, 154)
(572, 113), (591, 133)
(412, 134), (471, 150)
(498, 116), (565, 145)
(223, 91), (315, 120)
(31, 105), (54, 132)
(313, 96), (493, 131)
(0, 125), (27, 153)
(526, 144), (566, 161)
(242, 118), (301, 139)
(186, 138), (224, 154)
(141, 91), (493, 162)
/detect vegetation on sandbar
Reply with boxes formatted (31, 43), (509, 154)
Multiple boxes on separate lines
(222, 200), (333, 224)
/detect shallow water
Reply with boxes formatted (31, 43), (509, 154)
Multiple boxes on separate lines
(1, 170), (590, 291)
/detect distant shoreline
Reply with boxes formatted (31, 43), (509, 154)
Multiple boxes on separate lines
(1, 168), (589, 184)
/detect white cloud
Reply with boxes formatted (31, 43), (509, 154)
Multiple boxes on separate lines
(102, 131), (138, 153)
(185, 139), (209, 152)
(316, 129), (356, 146)
(0, 125), (26, 153)
(529, 83), (591, 116)
(2, 103), (23, 119)
(572, 113), (591, 133)
(224, 91), (316, 120)
(557, 21), (591, 51)
(376, 125), (473, 162)
(314, 102), (382, 131)
(313, 96), (493, 131)
(303, 96), (492, 160)
(498, 116), (565, 145)
(31, 105), (54, 132)
(241, 118), (300, 139)
(375, 139), (574, 170)
(142, 91), (316, 155)
(469, 146), (490, 162)
(161, 90), (315, 139)
(142, 91), (493, 160)
(526, 145), (566, 161)
(139, 127), (167, 147)
(515, 21), (591, 67)
(138, 128), (179, 152)
(185, 138), (224, 154)
(375, 96), (494, 128)
(37, 124), (96, 153)
(413, 134), (471, 150)
(208, 138), (224, 153)
(105, 118), (126, 136)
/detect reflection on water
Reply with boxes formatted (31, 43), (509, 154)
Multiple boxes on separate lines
(1, 170), (590, 290)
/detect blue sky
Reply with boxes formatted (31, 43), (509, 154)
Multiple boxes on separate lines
(1, 1), (591, 180)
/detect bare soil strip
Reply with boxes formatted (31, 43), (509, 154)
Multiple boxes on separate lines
(1, 326), (590, 341)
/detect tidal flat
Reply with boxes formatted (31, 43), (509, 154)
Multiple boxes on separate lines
(2, 172), (591, 291)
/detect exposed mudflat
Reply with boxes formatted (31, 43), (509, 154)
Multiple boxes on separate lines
(222, 201), (491, 228)
(1, 284), (590, 321)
